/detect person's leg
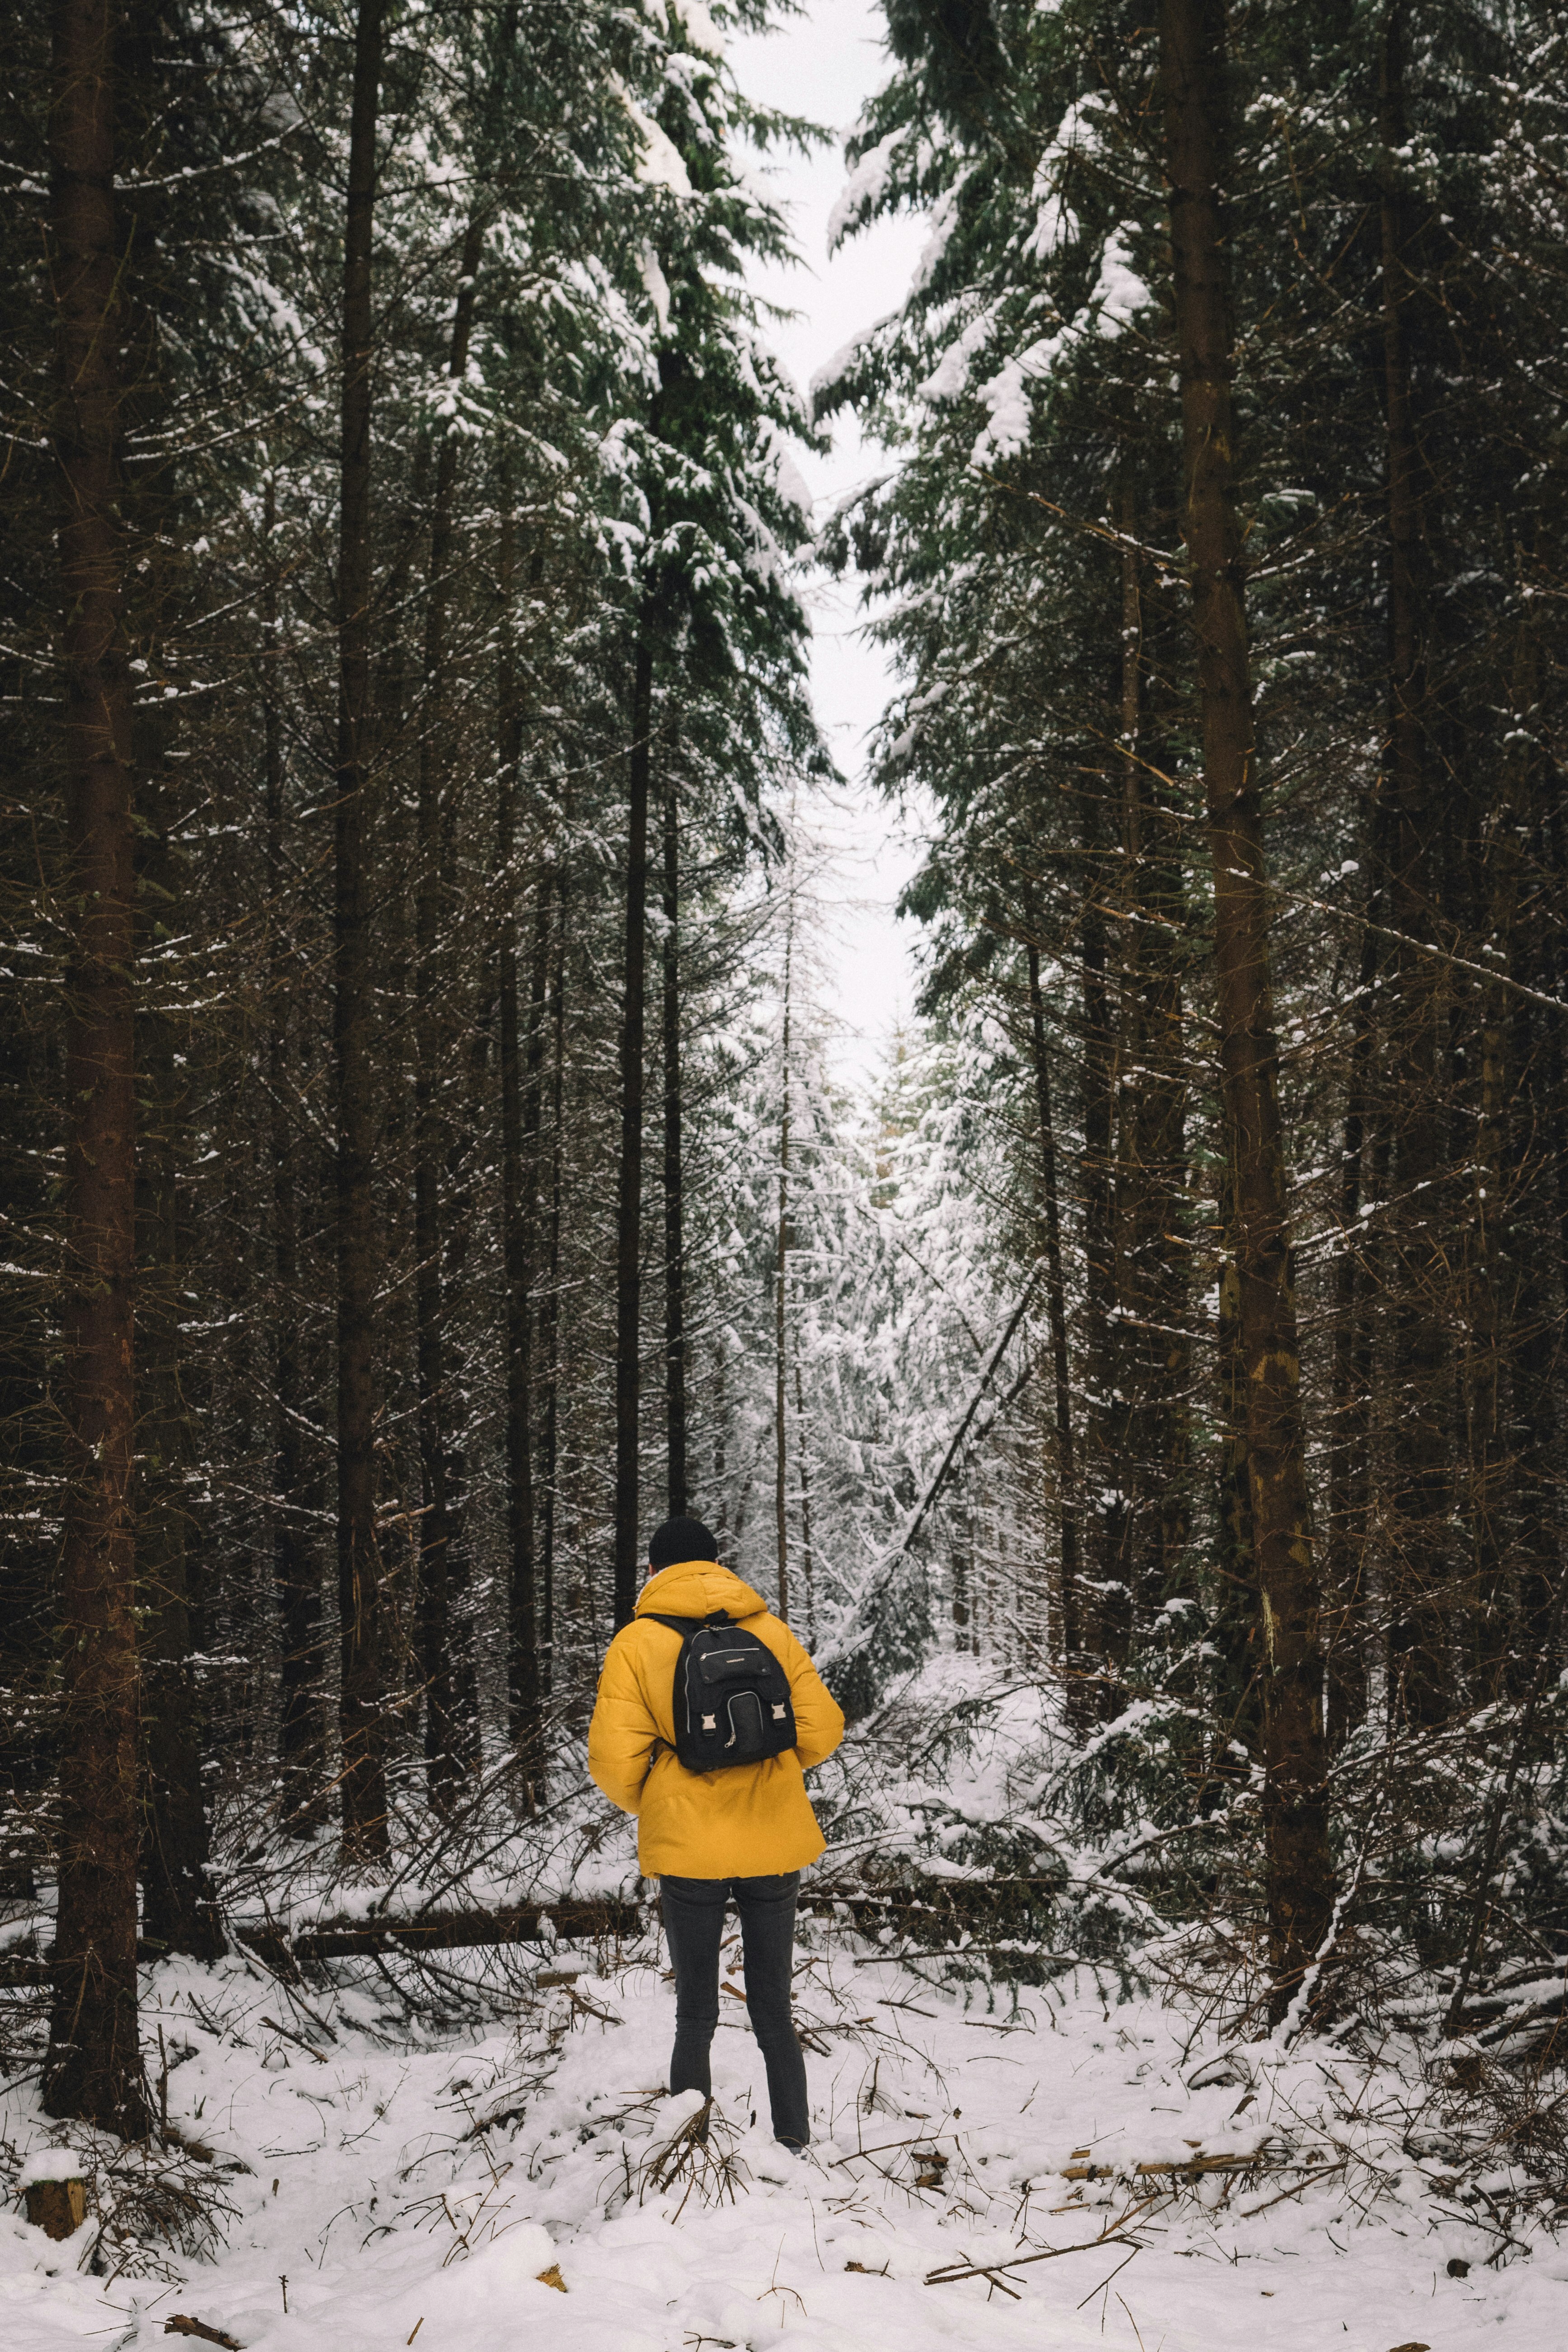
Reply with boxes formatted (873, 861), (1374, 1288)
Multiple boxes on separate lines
(732, 1871), (810, 2146)
(659, 1874), (728, 2106)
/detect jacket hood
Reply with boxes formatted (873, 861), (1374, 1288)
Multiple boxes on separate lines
(636, 1560), (768, 1622)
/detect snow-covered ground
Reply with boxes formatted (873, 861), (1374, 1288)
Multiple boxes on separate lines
(2, 1921), (1561, 2352)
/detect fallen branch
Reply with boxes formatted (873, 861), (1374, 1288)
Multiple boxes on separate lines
(164, 2319), (243, 2349)
(565, 1984), (621, 2027)
(1239, 2161), (1347, 2218)
(260, 2016), (328, 2064)
(236, 1896), (638, 1972)
(1060, 2151), (1313, 2183)
(926, 2229), (1144, 2286)
(833, 2131), (960, 2168)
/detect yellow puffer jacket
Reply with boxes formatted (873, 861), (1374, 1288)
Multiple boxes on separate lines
(587, 1560), (844, 1878)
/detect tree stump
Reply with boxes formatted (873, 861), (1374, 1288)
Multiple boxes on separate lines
(25, 2176), (86, 2240)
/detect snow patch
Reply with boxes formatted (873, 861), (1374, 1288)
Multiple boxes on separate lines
(771, 435), (814, 520)
(618, 84), (692, 196)
(1021, 99), (1105, 263)
(828, 131), (905, 253)
(918, 302), (1000, 405)
(18, 2150), (86, 2188)
(911, 165), (976, 295)
(969, 225), (1150, 465)
(639, 244), (671, 334)
(1091, 226), (1150, 337)
(810, 312), (897, 407)
(669, 0), (725, 59)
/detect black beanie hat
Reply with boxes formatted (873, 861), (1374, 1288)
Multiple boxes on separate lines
(647, 1515), (720, 1570)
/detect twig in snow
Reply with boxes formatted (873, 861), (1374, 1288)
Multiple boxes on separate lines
(260, 2016), (328, 2064)
(926, 2228), (1145, 2286)
(1238, 2160), (1347, 2217)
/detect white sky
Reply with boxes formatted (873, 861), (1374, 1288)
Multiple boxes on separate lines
(727, 0), (931, 1088)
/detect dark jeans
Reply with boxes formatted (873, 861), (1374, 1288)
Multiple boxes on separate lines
(659, 1871), (810, 2147)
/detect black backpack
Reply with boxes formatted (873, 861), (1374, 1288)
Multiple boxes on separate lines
(648, 1610), (797, 1773)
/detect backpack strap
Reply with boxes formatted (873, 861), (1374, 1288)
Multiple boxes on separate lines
(646, 1613), (703, 1635)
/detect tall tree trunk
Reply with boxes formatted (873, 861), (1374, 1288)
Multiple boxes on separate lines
(774, 922), (793, 1620)
(136, 756), (220, 1962)
(1209, 1216), (1260, 1773)
(662, 778), (689, 1517)
(794, 1352), (816, 1647)
(44, 0), (148, 2135)
(1117, 469), (1191, 1627)
(335, 0), (390, 1864)
(539, 862), (567, 1698)
(1025, 943), (1079, 1672)
(414, 220), (483, 1816)
(951, 1485), (973, 1654)
(1160, 0), (1334, 2009)
(1377, 0), (1448, 1729)
(436, 1030), (482, 1787)
(501, 882), (548, 1775)
(1513, 796), (1566, 1678)
(496, 496), (541, 1773)
(1324, 898), (1378, 1750)
(1468, 673), (1526, 1703)
(614, 618), (654, 1626)
(1079, 785), (1120, 1710)
(264, 479), (325, 1829)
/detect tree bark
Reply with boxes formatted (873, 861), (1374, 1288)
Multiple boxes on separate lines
(1377, 0), (1448, 1729)
(496, 495), (543, 1776)
(539, 857), (567, 1698)
(1467, 666), (1525, 1703)
(334, 0), (390, 1864)
(501, 878), (547, 1771)
(1513, 796), (1566, 1680)
(1323, 896), (1378, 1750)
(662, 777), (689, 1518)
(1118, 473), (1191, 1626)
(136, 770), (220, 1962)
(263, 479), (326, 1829)
(1098, 465), (1194, 1652)
(794, 1353), (817, 1647)
(1461, 552), (1544, 1702)
(613, 619), (654, 1626)
(1079, 783), (1120, 1710)
(1025, 943), (1079, 1671)
(414, 219), (483, 1815)
(1160, 0), (1334, 2009)
(43, 0), (148, 2135)
(1209, 1219), (1259, 1774)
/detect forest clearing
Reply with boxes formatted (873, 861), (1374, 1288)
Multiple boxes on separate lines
(3, 0), (1568, 2347)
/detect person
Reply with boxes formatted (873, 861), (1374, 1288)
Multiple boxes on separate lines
(587, 1515), (844, 2149)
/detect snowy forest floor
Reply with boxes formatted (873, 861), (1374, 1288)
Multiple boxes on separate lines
(1, 1922), (1562, 2352)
